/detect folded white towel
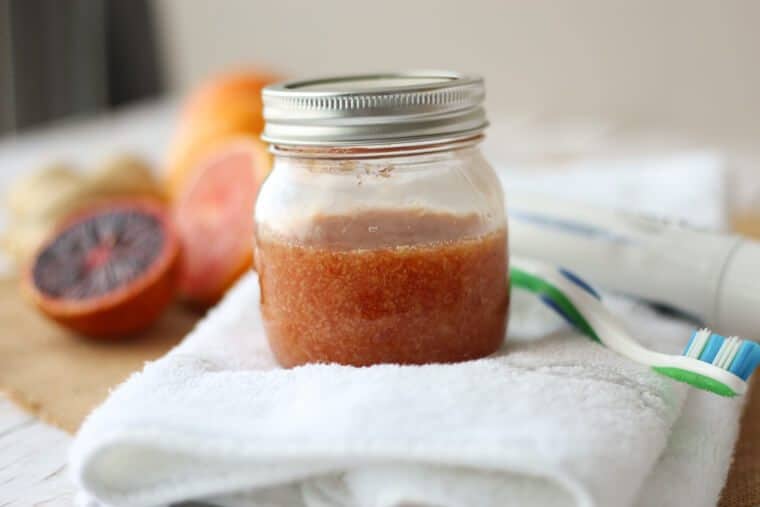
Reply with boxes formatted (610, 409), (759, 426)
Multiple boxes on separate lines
(70, 153), (745, 507)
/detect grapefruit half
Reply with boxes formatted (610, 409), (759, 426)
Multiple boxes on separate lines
(173, 138), (271, 308)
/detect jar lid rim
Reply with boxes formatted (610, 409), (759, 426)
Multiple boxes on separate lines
(263, 70), (482, 97)
(261, 70), (487, 146)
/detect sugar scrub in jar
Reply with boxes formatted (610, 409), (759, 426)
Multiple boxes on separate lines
(255, 71), (509, 367)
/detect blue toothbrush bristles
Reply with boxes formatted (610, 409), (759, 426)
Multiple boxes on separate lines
(698, 333), (724, 363)
(683, 331), (698, 356)
(728, 341), (760, 381)
(685, 329), (760, 382)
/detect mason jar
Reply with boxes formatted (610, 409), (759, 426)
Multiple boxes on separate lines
(256, 71), (508, 367)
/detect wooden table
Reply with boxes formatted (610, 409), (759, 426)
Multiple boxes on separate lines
(0, 400), (73, 505)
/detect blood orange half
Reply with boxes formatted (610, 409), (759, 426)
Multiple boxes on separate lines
(23, 200), (180, 338)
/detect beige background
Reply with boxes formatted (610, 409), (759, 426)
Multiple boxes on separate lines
(154, 0), (760, 138)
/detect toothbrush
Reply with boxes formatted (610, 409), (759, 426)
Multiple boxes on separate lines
(510, 257), (760, 397)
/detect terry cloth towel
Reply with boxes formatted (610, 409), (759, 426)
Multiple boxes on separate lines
(70, 153), (745, 507)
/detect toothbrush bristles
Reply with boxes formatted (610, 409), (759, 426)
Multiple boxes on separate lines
(714, 337), (740, 369)
(685, 328), (711, 358)
(684, 328), (760, 381)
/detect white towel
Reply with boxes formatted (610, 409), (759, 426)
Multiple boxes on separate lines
(70, 153), (745, 507)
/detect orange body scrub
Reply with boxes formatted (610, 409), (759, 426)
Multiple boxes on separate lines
(255, 212), (509, 367)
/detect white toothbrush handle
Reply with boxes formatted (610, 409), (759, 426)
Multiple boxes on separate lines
(514, 258), (748, 395)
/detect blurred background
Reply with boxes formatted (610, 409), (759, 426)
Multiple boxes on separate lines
(4, 0), (760, 275)
(0, 0), (162, 133)
(3, 0), (760, 138)
(4, 3), (760, 503)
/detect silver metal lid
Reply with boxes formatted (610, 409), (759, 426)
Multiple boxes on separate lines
(261, 71), (487, 146)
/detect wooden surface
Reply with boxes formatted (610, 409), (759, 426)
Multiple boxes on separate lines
(0, 279), (198, 433)
(721, 379), (760, 507)
(0, 399), (73, 506)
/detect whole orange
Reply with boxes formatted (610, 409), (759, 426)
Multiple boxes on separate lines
(165, 70), (279, 200)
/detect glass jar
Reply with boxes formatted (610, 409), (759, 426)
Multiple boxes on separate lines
(256, 72), (509, 367)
